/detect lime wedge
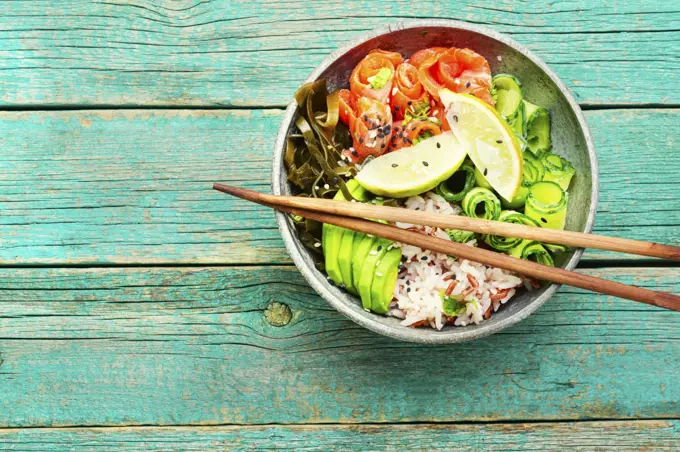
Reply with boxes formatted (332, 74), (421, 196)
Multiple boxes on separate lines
(440, 89), (523, 201)
(355, 132), (467, 198)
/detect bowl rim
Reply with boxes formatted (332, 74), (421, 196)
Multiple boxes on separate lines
(271, 19), (599, 344)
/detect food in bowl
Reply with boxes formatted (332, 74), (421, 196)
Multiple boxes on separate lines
(284, 46), (577, 330)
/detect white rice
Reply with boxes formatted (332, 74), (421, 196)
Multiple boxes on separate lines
(388, 191), (526, 330)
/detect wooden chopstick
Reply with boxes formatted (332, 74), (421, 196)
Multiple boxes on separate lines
(214, 183), (680, 312)
(214, 184), (680, 261)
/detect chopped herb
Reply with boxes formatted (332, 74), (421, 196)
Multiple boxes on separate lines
(367, 67), (393, 90)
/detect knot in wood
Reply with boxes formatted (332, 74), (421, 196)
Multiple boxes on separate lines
(264, 301), (292, 327)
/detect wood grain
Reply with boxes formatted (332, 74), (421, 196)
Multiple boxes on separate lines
(0, 1), (678, 107)
(0, 421), (678, 451)
(0, 266), (677, 427)
(0, 108), (676, 265)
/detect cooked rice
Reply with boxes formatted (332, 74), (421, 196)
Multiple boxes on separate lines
(389, 191), (526, 330)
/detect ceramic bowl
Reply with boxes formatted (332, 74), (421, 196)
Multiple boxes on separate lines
(272, 20), (598, 343)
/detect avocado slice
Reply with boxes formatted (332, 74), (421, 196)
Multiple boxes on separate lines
(322, 180), (370, 288)
(356, 238), (391, 311)
(338, 230), (358, 294)
(370, 248), (402, 314)
(351, 234), (376, 298)
(323, 189), (346, 286)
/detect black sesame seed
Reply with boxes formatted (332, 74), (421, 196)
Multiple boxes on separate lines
(496, 139), (503, 144)
(377, 133), (384, 138)
(381, 144), (385, 149)
(421, 256), (428, 261)
(422, 161), (429, 167)
(466, 81), (471, 88)
(483, 168), (488, 176)
(407, 138), (413, 144)
(394, 127), (400, 132)
(412, 127), (417, 131)
(391, 163), (398, 168)
(403, 137), (408, 143)
(453, 115), (458, 122)
(351, 150), (359, 157)
(408, 100), (413, 105)
(436, 142), (441, 149)
(407, 288), (411, 293)
(405, 279), (410, 285)
(339, 283), (346, 289)
(364, 115), (368, 121)
(359, 137), (364, 143)
(541, 217), (548, 224)
(395, 106), (400, 111)
(401, 256), (408, 262)
(377, 246), (382, 251)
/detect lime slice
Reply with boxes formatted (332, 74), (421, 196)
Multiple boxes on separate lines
(440, 89), (522, 201)
(355, 131), (467, 198)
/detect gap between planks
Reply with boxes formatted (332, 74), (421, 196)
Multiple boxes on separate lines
(0, 104), (679, 112)
(0, 416), (679, 430)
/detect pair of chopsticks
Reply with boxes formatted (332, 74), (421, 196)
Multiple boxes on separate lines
(213, 183), (680, 311)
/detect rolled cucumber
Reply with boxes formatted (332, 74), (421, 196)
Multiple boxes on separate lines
(525, 181), (568, 230)
(523, 100), (551, 155)
(541, 151), (576, 191)
(509, 240), (555, 267)
(484, 210), (540, 251)
(436, 163), (476, 203)
(492, 74), (523, 121)
(462, 187), (501, 221)
(447, 229), (476, 244)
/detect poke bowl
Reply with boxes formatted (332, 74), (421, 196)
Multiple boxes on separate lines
(272, 20), (598, 344)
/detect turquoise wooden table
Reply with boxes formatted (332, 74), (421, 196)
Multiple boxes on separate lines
(0, 1), (678, 450)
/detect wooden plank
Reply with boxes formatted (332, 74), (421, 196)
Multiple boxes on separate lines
(1, 420), (679, 450)
(0, 108), (676, 265)
(0, 266), (678, 427)
(0, 1), (678, 107)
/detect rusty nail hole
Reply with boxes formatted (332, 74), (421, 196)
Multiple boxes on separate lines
(264, 301), (292, 327)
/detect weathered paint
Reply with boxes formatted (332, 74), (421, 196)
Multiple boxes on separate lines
(0, 420), (678, 450)
(0, 266), (677, 426)
(0, 108), (676, 264)
(0, 1), (678, 106)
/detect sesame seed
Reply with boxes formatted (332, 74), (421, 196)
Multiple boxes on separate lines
(541, 217), (548, 224)
(466, 82), (471, 88)
(408, 101), (412, 105)
(436, 142), (441, 149)
(377, 133), (384, 138)
(496, 139), (503, 144)
(483, 168), (488, 176)
(376, 260), (381, 267)
(422, 161), (429, 167)
(453, 115), (458, 122)
(377, 245), (382, 251)
(381, 144), (385, 149)
(376, 272), (383, 277)
(323, 184), (330, 189)
(314, 242), (321, 248)
(351, 150), (359, 157)
(391, 163), (398, 168)
(359, 137), (364, 143)
(405, 279), (410, 284)
(369, 250), (378, 256)
(395, 106), (400, 111)
(314, 185), (320, 190)
(421, 256), (428, 261)
(364, 115), (368, 121)
(407, 288), (411, 293)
